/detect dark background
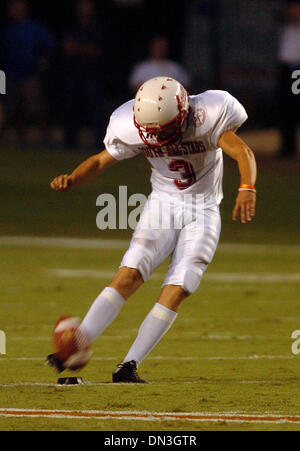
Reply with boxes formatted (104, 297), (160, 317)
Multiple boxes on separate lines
(0, 0), (298, 154)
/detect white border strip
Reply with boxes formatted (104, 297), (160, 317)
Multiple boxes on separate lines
(0, 355), (295, 362)
(0, 380), (290, 388)
(0, 408), (300, 424)
(0, 237), (128, 250)
(47, 268), (300, 283)
(1, 236), (300, 255)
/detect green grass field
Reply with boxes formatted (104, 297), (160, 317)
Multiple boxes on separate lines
(0, 146), (300, 431)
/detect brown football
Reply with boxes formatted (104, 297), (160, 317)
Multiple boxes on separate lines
(53, 316), (92, 371)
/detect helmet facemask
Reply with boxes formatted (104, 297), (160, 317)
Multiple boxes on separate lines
(134, 102), (187, 147)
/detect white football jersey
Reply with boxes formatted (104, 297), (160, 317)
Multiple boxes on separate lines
(104, 90), (248, 208)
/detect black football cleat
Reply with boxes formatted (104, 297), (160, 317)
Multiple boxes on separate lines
(112, 360), (150, 384)
(46, 354), (66, 373)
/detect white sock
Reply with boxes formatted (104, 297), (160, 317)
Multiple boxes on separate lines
(123, 303), (178, 365)
(80, 287), (125, 342)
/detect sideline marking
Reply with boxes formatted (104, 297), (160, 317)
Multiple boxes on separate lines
(9, 334), (268, 341)
(0, 380), (291, 388)
(0, 408), (300, 424)
(1, 236), (300, 255)
(47, 268), (300, 283)
(0, 355), (295, 362)
(0, 236), (128, 250)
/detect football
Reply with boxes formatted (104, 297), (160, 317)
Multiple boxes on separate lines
(53, 315), (92, 371)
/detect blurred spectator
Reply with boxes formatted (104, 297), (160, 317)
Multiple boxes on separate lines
(0, 0), (55, 134)
(128, 35), (191, 94)
(277, 0), (300, 158)
(61, 0), (107, 148)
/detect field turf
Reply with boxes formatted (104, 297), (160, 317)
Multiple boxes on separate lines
(0, 146), (300, 431)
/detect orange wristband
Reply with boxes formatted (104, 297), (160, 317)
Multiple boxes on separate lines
(239, 184), (256, 190)
(239, 184), (256, 193)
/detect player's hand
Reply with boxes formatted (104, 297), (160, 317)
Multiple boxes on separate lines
(50, 174), (73, 191)
(232, 191), (256, 224)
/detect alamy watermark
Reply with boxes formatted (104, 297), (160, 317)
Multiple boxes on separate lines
(0, 330), (6, 355)
(291, 70), (300, 95)
(96, 186), (205, 231)
(0, 71), (6, 95)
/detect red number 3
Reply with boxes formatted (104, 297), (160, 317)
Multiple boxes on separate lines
(168, 160), (196, 190)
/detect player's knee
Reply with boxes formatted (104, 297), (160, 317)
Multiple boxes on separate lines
(111, 267), (143, 296)
(182, 269), (203, 295)
(128, 268), (144, 287)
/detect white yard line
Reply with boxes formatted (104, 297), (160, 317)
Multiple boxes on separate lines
(149, 355), (296, 361)
(0, 236), (128, 250)
(180, 333), (267, 340)
(9, 334), (269, 341)
(46, 268), (164, 281)
(1, 236), (300, 255)
(206, 273), (300, 283)
(4, 318), (300, 333)
(10, 335), (131, 341)
(0, 380), (288, 388)
(0, 408), (300, 424)
(0, 355), (296, 362)
(47, 268), (300, 283)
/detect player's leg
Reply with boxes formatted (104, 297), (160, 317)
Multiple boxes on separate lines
(80, 192), (177, 344)
(157, 284), (188, 312)
(109, 267), (144, 299)
(163, 205), (221, 294)
(47, 193), (178, 374)
(113, 206), (221, 382)
(112, 285), (187, 382)
(47, 267), (144, 374)
(79, 267), (143, 342)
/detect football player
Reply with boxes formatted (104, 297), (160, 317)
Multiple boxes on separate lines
(49, 77), (257, 383)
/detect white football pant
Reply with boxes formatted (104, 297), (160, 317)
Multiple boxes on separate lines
(120, 191), (221, 294)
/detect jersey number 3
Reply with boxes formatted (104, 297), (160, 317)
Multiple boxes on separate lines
(169, 160), (196, 190)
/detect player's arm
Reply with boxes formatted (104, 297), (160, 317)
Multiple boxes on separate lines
(218, 130), (257, 224)
(50, 150), (118, 191)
